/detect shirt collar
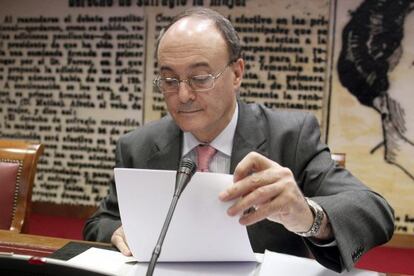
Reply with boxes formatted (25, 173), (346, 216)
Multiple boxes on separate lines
(182, 103), (239, 157)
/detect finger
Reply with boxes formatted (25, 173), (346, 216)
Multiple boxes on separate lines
(238, 202), (272, 225)
(227, 182), (283, 216)
(233, 152), (279, 182)
(114, 236), (132, 256)
(238, 195), (288, 226)
(240, 188), (308, 227)
(220, 167), (281, 201)
(111, 228), (132, 256)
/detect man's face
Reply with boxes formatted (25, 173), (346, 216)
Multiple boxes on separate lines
(157, 17), (244, 142)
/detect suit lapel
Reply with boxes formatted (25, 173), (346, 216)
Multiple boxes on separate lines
(147, 117), (182, 171)
(145, 102), (268, 173)
(230, 101), (268, 173)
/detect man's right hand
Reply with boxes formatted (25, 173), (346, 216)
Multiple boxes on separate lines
(111, 226), (132, 256)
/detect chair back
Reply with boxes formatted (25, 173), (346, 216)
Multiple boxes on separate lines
(0, 139), (44, 232)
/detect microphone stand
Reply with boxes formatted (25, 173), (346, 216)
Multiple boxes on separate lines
(146, 192), (180, 276)
(146, 158), (196, 276)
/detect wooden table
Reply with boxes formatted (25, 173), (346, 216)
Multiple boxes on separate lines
(0, 229), (70, 257)
(0, 229), (109, 257)
(1, 230), (411, 276)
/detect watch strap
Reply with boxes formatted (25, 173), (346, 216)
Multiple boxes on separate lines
(295, 197), (324, 237)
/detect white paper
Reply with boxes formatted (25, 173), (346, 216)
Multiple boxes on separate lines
(67, 247), (136, 275)
(114, 168), (257, 262)
(259, 250), (380, 276)
(68, 248), (260, 276)
(67, 248), (380, 276)
(126, 261), (259, 276)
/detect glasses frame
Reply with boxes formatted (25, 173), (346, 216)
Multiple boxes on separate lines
(153, 61), (233, 95)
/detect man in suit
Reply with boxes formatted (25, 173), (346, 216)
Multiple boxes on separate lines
(84, 8), (394, 272)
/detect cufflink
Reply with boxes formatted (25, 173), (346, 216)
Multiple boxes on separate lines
(294, 197), (325, 238)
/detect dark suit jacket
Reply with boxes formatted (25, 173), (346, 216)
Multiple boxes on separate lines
(84, 101), (394, 272)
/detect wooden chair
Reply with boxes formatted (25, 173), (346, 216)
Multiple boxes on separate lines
(0, 139), (44, 232)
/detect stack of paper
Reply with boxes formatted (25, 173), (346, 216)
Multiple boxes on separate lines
(114, 168), (257, 262)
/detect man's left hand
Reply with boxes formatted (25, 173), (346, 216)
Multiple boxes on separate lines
(219, 152), (315, 234)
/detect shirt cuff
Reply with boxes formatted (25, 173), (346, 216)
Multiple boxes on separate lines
(307, 237), (337, 247)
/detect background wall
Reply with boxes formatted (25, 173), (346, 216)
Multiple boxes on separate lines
(0, 0), (412, 235)
(327, 0), (414, 235)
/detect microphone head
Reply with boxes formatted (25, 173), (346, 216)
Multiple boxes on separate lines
(175, 158), (197, 196)
(178, 158), (197, 177)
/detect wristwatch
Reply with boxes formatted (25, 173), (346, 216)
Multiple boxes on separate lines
(295, 197), (324, 237)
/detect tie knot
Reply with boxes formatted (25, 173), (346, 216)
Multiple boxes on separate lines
(196, 144), (217, 172)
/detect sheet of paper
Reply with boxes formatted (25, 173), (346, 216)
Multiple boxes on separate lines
(126, 261), (259, 276)
(114, 168), (257, 262)
(67, 247), (136, 275)
(259, 250), (380, 276)
(67, 247), (380, 276)
(68, 248), (259, 276)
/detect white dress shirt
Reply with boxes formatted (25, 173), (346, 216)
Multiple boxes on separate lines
(182, 104), (238, 173)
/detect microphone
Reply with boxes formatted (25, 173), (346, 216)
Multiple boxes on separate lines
(146, 158), (197, 276)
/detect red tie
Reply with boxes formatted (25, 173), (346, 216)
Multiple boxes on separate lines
(196, 145), (217, 172)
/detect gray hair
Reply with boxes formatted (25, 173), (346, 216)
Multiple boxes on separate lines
(155, 7), (242, 63)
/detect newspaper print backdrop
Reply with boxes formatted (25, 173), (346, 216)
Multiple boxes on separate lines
(328, 0), (414, 234)
(0, 0), (330, 205)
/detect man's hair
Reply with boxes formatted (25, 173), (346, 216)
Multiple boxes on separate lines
(155, 7), (242, 63)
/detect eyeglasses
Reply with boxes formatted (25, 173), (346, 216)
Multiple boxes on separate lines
(153, 62), (232, 94)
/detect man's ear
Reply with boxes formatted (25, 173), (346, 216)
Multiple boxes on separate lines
(232, 58), (245, 89)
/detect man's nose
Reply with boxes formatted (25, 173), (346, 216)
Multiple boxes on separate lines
(177, 81), (196, 103)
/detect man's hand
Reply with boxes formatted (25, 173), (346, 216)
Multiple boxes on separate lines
(219, 152), (329, 237)
(111, 226), (132, 256)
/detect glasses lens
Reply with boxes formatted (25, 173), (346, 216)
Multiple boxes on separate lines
(190, 75), (214, 91)
(158, 78), (178, 93)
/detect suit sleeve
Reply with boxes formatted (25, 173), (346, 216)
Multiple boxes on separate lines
(83, 139), (125, 242)
(294, 113), (394, 271)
